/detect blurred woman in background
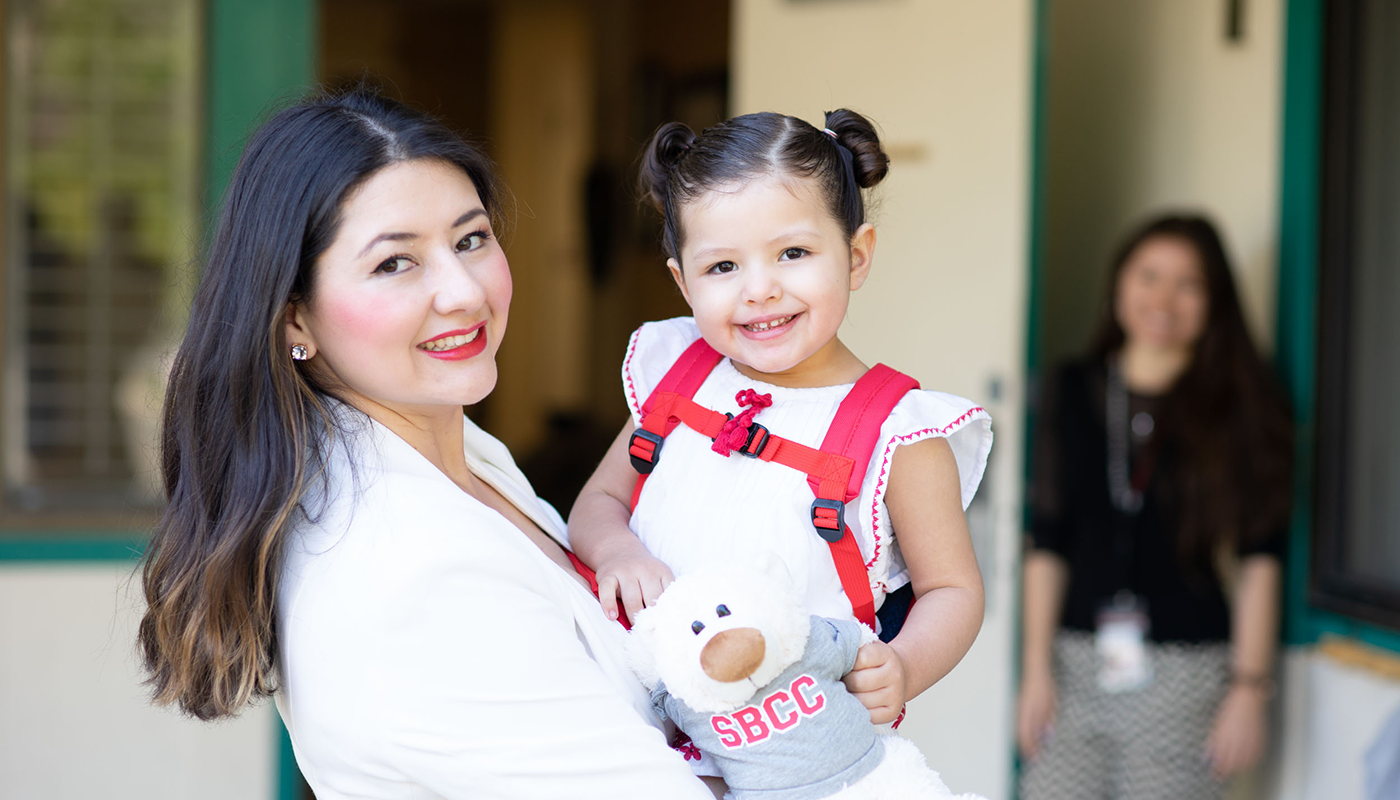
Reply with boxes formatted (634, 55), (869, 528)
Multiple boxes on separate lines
(1017, 214), (1293, 799)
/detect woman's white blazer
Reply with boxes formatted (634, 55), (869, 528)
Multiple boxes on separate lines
(275, 408), (709, 799)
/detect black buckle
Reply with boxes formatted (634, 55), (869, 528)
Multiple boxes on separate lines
(810, 499), (845, 543)
(714, 413), (770, 459)
(737, 422), (770, 458)
(629, 429), (664, 474)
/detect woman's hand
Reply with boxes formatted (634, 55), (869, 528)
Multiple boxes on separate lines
(1016, 667), (1058, 759)
(842, 640), (908, 724)
(1204, 683), (1268, 778)
(593, 544), (674, 622)
(1208, 555), (1279, 778)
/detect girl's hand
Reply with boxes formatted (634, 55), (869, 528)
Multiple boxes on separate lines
(700, 776), (727, 799)
(568, 420), (674, 623)
(1204, 684), (1268, 778)
(1016, 667), (1058, 759)
(594, 548), (674, 622)
(842, 640), (908, 724)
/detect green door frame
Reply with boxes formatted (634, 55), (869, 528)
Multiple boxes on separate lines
(1276, 0), (1400, 654)
(1011, 1), (1051, 796)
(204, 3), (318, 790)
(0, 1), (317, 798)
(205, 0), (318, 213)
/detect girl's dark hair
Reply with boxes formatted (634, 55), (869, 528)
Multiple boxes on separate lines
(638, 109), (890, 263)
(139, 88), (501, 720)
(1089, 214), (1293, 569)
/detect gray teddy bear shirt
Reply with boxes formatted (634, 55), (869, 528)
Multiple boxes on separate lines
(651, 616), (885, 800)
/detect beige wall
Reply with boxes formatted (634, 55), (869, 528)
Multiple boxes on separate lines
(734, 2), (1033, 797)
(0, 564), (277, 799)
(1042, 0), (1282, 365)
(1272, 647), (1400, 800)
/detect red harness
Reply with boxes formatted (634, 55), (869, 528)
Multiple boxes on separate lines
(627, 338), (919, 630)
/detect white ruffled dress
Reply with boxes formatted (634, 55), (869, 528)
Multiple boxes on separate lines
(623, 317), (994, 624)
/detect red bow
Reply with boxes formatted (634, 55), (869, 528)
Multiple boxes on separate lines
(711, 388), (773, 456)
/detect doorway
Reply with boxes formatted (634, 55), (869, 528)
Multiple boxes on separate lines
(318, 0), (729, 513)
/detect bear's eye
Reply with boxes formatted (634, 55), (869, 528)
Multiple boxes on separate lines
(715, 604), (731, 617)
(691, 620), (705, 635)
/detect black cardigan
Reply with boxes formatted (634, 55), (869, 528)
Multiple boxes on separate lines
(1027, 360), (1285, 644)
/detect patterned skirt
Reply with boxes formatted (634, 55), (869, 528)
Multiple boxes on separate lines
(1019, 631), (1231, 800)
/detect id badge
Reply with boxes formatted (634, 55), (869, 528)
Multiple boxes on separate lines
(1095, 592), (1152, 693)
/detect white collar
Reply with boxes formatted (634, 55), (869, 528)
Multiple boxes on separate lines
(326, 399), (568, 549)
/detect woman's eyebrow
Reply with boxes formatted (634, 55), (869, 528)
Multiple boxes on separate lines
(452, 208), (488, 228)
(357, 208), (488, 258)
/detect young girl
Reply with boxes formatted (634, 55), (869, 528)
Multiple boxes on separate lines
(568, 110), (992, 727)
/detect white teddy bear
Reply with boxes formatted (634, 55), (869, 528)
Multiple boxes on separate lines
(628, 561), (987, 800)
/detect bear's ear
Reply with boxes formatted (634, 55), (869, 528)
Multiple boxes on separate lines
(630, 604), (659, 643)
(756, 550), (795, 592)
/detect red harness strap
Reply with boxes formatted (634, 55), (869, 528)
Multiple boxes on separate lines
(810, 365), (921, 628)
(628, 338), (724, 509)
(627, 338), (919, 631)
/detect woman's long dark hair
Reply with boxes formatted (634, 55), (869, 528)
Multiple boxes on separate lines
(1089, 214), (1293, 570)
(139, 89), (501, 720)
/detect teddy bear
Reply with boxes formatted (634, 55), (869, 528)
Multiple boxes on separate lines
(628, 560), (986, 800)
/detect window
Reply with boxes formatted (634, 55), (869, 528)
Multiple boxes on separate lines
(3, 0), (201, 518)
(1313, 0), (1400, 629)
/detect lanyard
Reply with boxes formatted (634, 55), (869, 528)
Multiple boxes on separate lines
(1105, 357), (1162, 592)
(1103, 355), (1159, 512)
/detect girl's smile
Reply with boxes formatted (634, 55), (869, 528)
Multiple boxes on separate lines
(669, 175), (874, 387)
(738, 312), (800, 338)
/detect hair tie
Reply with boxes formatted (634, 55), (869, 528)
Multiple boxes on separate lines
(826, 128), (856, 186)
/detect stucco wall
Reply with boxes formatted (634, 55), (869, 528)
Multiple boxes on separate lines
(0, 563), (277, 799)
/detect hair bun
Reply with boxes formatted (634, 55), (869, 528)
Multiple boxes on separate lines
(823, 109), (889, 189)
(639, 122), (698, 213)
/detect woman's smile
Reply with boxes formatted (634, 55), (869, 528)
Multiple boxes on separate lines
(418, 323), (487, 359)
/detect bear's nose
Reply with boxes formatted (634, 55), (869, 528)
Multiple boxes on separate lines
(700, 628), (766, 683)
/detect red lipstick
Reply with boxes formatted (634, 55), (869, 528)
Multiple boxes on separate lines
(418, 323), (488, 361)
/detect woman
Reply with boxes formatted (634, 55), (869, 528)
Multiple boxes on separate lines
(138, 90), (712, 799)
(1016, 215), (1293, 799)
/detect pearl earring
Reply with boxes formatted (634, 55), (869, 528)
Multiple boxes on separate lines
(291, 344), (309, 361)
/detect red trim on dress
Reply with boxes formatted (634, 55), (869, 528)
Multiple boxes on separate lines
(623, 328), (644, 418)
(864, 407), (987, 570)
